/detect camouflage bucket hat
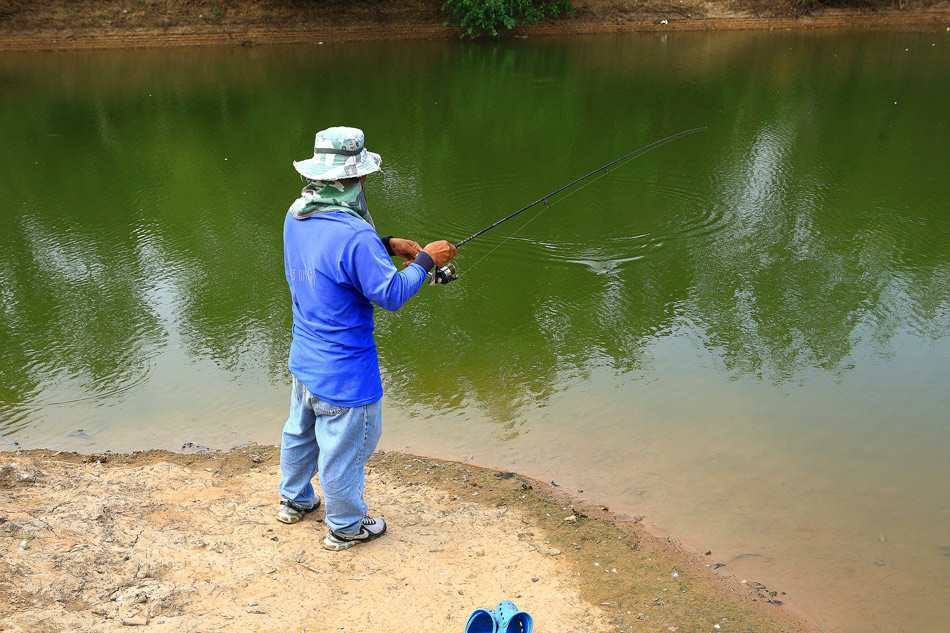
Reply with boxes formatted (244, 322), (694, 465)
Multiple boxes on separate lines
(293, 126), (382, 181)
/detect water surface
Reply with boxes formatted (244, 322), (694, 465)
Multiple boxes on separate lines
(1, 31), (949, 633)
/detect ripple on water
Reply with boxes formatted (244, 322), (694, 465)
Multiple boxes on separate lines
(16, 356), (154, 411)
(632, 179), (727, 247)
(533, 173), (724, 271)
(436, 173), (538, 241)
(411, 155), (727, 275)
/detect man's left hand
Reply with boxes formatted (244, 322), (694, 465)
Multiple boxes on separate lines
(389, 238), (423, 266)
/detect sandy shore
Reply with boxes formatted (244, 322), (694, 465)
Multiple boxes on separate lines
(0, 446), (813, 632)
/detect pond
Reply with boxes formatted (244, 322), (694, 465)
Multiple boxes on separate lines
(1, 30), (948, 633)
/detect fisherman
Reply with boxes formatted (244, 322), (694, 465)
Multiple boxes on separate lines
(277, 126), (457, 550)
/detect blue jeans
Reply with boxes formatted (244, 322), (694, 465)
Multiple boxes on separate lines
(278, 376), (383, 535)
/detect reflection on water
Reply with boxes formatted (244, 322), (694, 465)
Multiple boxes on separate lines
(1, 30), (949, 633)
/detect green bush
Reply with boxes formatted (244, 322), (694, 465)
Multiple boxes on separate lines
(442, 0), (575, 38)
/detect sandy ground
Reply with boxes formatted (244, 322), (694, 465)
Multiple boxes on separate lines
(0, 447), (813, 633)
(0, 0), (948, 51)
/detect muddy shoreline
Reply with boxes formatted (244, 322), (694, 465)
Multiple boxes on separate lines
(0, 0), (948, 52)
(1, 446), (815, 632)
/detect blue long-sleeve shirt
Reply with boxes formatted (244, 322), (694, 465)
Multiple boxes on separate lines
(284, 210), (430, 407)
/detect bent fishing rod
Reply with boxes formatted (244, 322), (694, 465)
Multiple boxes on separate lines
(428, 126), (707, 285)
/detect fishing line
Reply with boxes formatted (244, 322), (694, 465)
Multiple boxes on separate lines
(462, 156), (623, 276)
(429, 127), (707, 284)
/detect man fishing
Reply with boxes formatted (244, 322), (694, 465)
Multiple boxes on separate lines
(277, 126), (457, 551)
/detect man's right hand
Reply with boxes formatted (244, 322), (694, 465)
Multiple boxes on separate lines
(422, 240), (458, 266)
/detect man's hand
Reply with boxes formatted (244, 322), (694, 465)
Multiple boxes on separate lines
(389, 238), (422, 266)
(422, 240), (458, 267)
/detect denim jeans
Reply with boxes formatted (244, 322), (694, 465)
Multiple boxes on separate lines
(278, 375), (383, 535)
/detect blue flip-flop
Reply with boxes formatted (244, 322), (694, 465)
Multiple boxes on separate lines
(465, 607), (498, 633)
(495, 601), (533, 633)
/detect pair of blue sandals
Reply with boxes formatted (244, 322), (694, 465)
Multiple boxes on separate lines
(465, 601), (533, 633)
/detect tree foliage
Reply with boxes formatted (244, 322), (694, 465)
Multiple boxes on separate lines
(441, 0), (575, 38)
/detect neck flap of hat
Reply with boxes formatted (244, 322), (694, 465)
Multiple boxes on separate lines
(288, 178), (375, 229)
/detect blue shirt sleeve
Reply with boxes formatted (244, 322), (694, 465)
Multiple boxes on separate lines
(341, 228), (428, 311)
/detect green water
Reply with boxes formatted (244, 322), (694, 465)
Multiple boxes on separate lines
(1, 31), (949, 632)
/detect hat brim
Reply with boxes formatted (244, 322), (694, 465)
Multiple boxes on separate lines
(293, 151), (382, 181)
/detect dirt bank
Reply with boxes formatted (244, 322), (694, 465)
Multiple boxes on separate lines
(0, 0), (948, 51)
(1, 447), (813, 632)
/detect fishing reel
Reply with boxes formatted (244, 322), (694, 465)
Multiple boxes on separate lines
(428, 262), (458, 286)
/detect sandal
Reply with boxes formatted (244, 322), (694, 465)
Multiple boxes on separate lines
(495, 601), (533, 633)
(464, 607), (498, 633)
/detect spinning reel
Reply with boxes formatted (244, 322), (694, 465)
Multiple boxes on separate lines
(428, 262), (458, 285)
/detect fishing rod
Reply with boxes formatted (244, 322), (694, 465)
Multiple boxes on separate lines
(429, 126), (707, 285)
